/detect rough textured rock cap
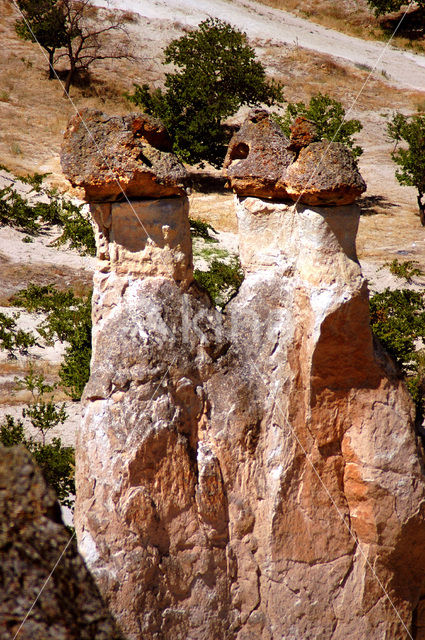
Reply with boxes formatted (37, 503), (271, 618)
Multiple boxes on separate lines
(223, 110), (366, 204)
(61, 109), (188, 201)
(289, 116), (317, 152)
(223, 108), (296, 199)
(0, 445), (123, 639)
(285, 140), (367, 205)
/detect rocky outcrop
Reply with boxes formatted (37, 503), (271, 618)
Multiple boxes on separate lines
(223, 110), (366, 204)
(285, 141), (367, 205)
(68, 110), (425, 640)
(223, 109), (296, 199)
(0, 445), (122, 640)
(61, 109), (188, 201)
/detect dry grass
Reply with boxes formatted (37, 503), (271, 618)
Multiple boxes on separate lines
(257, 42), (425, 112)
(0, 0), (167, 186)
(0, 255), (93, 306)
(0, 359), (62, 406)
(256, 0), (425, 53)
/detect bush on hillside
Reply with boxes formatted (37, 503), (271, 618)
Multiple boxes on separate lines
(273, 92), (363, 158)
(13, 285), (92, 400)
(370, 288), (425, 420)
(0, 366), (74, 507)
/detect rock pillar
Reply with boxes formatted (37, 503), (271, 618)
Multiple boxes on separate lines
(62, 109), (425, 640)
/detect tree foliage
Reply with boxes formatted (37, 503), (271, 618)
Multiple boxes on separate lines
(0, 312), (37, 358)
(14, 284), (92, 400)
(387, 112), (425, 225)
(15, 0), (67, 79)
(366, 0), (425, 16)
(0, 366), (74, 507)
(0, 180), (95, 255)
(15, 0), (132, 94)
(273, 92), (363, 158)
(127, 18), (284, 167)
(370, 288), (425, 419)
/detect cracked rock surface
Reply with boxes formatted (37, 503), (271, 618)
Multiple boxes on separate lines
(223, 110), (366, 205)
(75, 185), (425, 638)
(61, 109), (188, 201)
(0, 446), (122, 640)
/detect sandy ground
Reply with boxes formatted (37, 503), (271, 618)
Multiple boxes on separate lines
(95, 0), (425, 91)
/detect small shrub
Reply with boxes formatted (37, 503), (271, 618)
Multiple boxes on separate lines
(189, 218), (218, 243)
(383, 258), (423, 282)
(0, 311), (38, 358)
(194, 257), (244, 309)
(370, 288), (425, 420)
(0, 367), (74, 507)
(273, 92), (363, 158)
(14, 284), (92, 400)
(0, 181), (95, 254)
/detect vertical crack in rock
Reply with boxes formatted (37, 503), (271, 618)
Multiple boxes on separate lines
(63, 109), (425, 640)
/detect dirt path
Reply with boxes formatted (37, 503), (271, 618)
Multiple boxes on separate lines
(95, 0), (425, 91)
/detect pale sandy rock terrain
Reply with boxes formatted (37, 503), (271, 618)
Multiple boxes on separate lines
(95, 0), (425, 91)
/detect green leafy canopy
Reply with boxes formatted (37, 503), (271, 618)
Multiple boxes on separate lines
(273, 92), (363, 158)
(126, 18), (284, 167)
(366, 0), (425, 16)
(387, 112), (425, 223)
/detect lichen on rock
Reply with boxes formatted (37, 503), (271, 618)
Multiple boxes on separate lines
(61, 109), (188, 201)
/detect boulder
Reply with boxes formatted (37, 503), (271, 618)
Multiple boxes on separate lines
(0, 445), (122, 640)
(223, 109), (296, 199)
(223, 111), (366, 205)
(61, 109), (187, 201)
(285, 140), (367, 205)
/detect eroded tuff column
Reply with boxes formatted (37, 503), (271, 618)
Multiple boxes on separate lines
(62, 109), (425, 640)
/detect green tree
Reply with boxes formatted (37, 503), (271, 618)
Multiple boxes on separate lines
(370, 288), (425, 421)
(127, 18), (284, 167)
(15, 0), (67, 79)
(15, 0), (132, 95)
(366, 0), (425, 16)
(14, 284), (92, 400)
(0, 366), (74, 507)
(273, 92), (363, 158)
(387, 112), (425, 225)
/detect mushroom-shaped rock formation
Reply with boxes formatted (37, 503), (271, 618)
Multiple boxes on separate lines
(224, 110), (366, 205)
(61, 109), (188, 201)
(285, 140), (367, 205)
(223, 108), (296, 199)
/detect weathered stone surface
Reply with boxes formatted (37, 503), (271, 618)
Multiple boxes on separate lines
(289, 115), (317, 152)
(223, 109), (296, 199)
(90, 196), (193, 286)
(76, 192), (425, 639)
(285, 140), (367, 205)
(61, 109), (187, 200)
(223, 111), (366, 205)
(0, 445), (122, 640)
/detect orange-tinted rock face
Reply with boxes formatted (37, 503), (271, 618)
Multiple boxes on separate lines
(61, 109), (188, 201)
(75, 190), (425, 640)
